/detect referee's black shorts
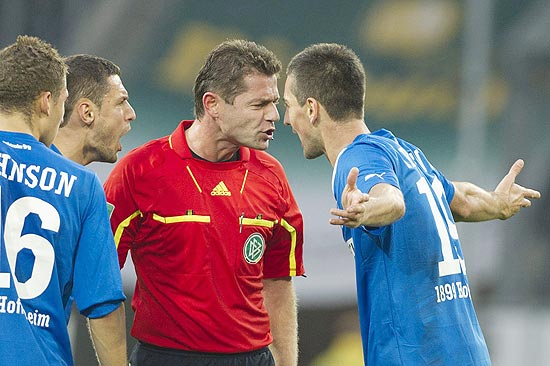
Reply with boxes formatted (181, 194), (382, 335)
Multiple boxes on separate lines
(129, 341), (275, 366)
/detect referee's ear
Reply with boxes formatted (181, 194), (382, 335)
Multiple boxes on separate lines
(202, 92), (220, 119)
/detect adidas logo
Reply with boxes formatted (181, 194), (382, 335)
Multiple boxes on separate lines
(211, 181), (232, 196)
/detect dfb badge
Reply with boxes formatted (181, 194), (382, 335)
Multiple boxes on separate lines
(243, 233), (265, 264)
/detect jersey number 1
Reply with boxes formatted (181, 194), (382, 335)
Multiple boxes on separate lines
(0, 188), (58, 299)
(416, 176), (466, 277)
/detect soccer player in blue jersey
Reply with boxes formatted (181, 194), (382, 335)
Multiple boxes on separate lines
(51, 53), (136, 362)
(283, 43), (541, 365)
(0, 36), (127, 365)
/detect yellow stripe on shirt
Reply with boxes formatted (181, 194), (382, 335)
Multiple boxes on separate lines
(279, 218), (297, 276)
(152, 213), (211, 224)
(241, 217), (277, 228)
(114, 210), (142, 248)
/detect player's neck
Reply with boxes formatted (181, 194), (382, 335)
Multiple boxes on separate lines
(324, 118), (370, 167)
(0, 112), (43, 141)
(53, 128), (87, 165)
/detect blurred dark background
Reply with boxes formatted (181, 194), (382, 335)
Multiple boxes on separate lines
(2, 0), (549, 364)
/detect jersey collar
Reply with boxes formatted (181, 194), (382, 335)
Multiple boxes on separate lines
(168, 120), (251, 162)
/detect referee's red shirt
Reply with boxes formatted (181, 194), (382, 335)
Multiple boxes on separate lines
(104, 121), (305, 353)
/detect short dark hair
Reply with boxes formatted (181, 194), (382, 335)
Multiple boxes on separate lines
(63, 54), (121, 121)
(287, 43), (366, 121)
(0, 35), (67, 118)
(193, 39), (282, 118)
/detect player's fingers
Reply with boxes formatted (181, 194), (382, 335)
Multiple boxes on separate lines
(330, 208), (347, 217)
(523, 187), (541, 199)
(329, 217), (360, 228)
(505, 159), (524, 185)
(329, 217), (346, 226)
(346, 202), (367, 214)
(509, 159), (524, 177)
(346, 167), (360, 189)
(496, 159), (524, 192)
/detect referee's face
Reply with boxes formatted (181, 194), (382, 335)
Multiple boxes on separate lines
(217, 73), (279, 151)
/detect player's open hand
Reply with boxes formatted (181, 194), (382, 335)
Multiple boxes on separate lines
(329, 167), (370, 228)
(494, 159), (541, 219)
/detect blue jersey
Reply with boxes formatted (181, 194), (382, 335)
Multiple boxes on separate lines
(332, 129), (491, 366)
(0, 132), (125, 365)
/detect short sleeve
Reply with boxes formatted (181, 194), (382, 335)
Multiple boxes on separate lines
(72, 177), (125, 318)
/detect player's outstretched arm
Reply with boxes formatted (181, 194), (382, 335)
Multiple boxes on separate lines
(330, 167), (405, 228)
(87, 302), (127, 366)
(451, 159), (541, 222)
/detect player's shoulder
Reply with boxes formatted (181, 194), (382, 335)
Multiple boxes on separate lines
(354, 129), (399, 147)
(345, 129), (407, 159)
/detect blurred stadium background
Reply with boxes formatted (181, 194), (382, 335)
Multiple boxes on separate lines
(1, 0), (549, 364)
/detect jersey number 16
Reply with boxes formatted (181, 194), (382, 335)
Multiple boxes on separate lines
(0, 188), (58, 299)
